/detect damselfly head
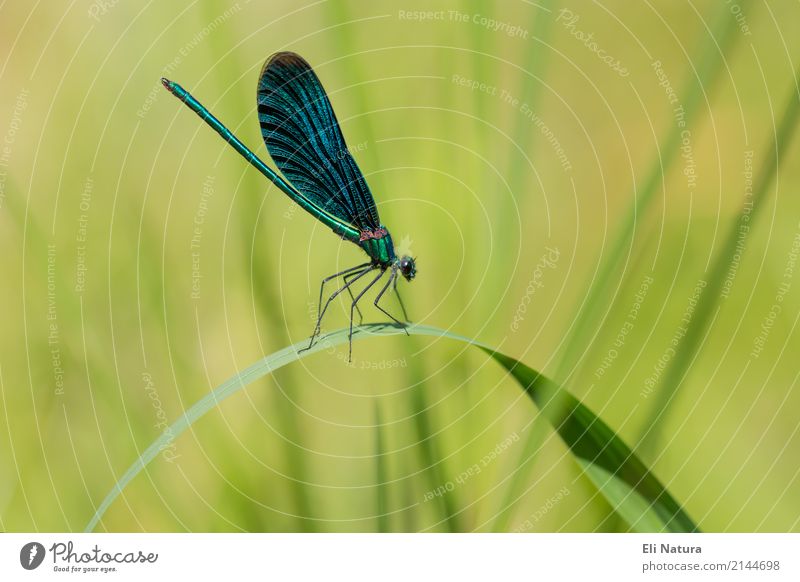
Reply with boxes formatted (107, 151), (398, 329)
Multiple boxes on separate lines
(398, 255), (416, 281)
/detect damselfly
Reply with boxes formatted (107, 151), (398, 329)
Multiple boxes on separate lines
(162, 52), (415, 360)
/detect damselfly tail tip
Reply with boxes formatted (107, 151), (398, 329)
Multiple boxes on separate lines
(160, 77), (174, 92)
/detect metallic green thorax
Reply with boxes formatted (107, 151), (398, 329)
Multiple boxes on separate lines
(360, 229), (396, 266)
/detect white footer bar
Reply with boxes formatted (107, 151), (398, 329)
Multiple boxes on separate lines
(1, 533), (797, 581)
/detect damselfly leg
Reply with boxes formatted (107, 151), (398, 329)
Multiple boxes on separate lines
(375, 268), (409, 334)
(343, 269), (367, 324)
(348, 268), (387, 362)
(301, 263), (373, 352)
(301, 264), (411, 360)
(392, 273), (410, 323)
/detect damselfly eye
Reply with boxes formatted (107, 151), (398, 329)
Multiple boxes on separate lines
(399, 256), (416, 281)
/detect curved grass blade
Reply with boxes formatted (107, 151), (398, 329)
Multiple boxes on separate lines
(579, 462), (671, 532)
(484, 349), (698, 532)
(85, 324), (697, 532)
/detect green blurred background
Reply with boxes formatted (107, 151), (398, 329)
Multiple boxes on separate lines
(1, 0), (799, 532)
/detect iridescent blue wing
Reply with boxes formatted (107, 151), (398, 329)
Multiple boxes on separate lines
(257, 52), (380, 232)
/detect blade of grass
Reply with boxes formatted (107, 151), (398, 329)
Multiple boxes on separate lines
(406, 373), (461, 532)
(485, 348), (697, 532)
(578, 461), (669, 532)
(319, 8), (462, 531)
(85, 323), (697, 532)
(491, 0), (558, 533)
(374, 401), (389, 532)
(197, 1), (315, 529)
(640, 67), (800, 451)
(555, 2), (750, 382)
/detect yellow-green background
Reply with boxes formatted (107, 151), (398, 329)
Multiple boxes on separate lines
(1, 0), (798, 532)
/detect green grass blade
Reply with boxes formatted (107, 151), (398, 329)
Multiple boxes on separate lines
(578, 461), (669, 532)
(484, 349), (698, 532)
(641, 70), (800, 451)
(490, 0), (557, 533)
(317, 8), (457, 530)
(85, 324), (697, 532)
(197, 1), (316, 529)
(555, 2), (750, 381)
(374, 401), (390, 533)
(406, 376), (461, 532)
